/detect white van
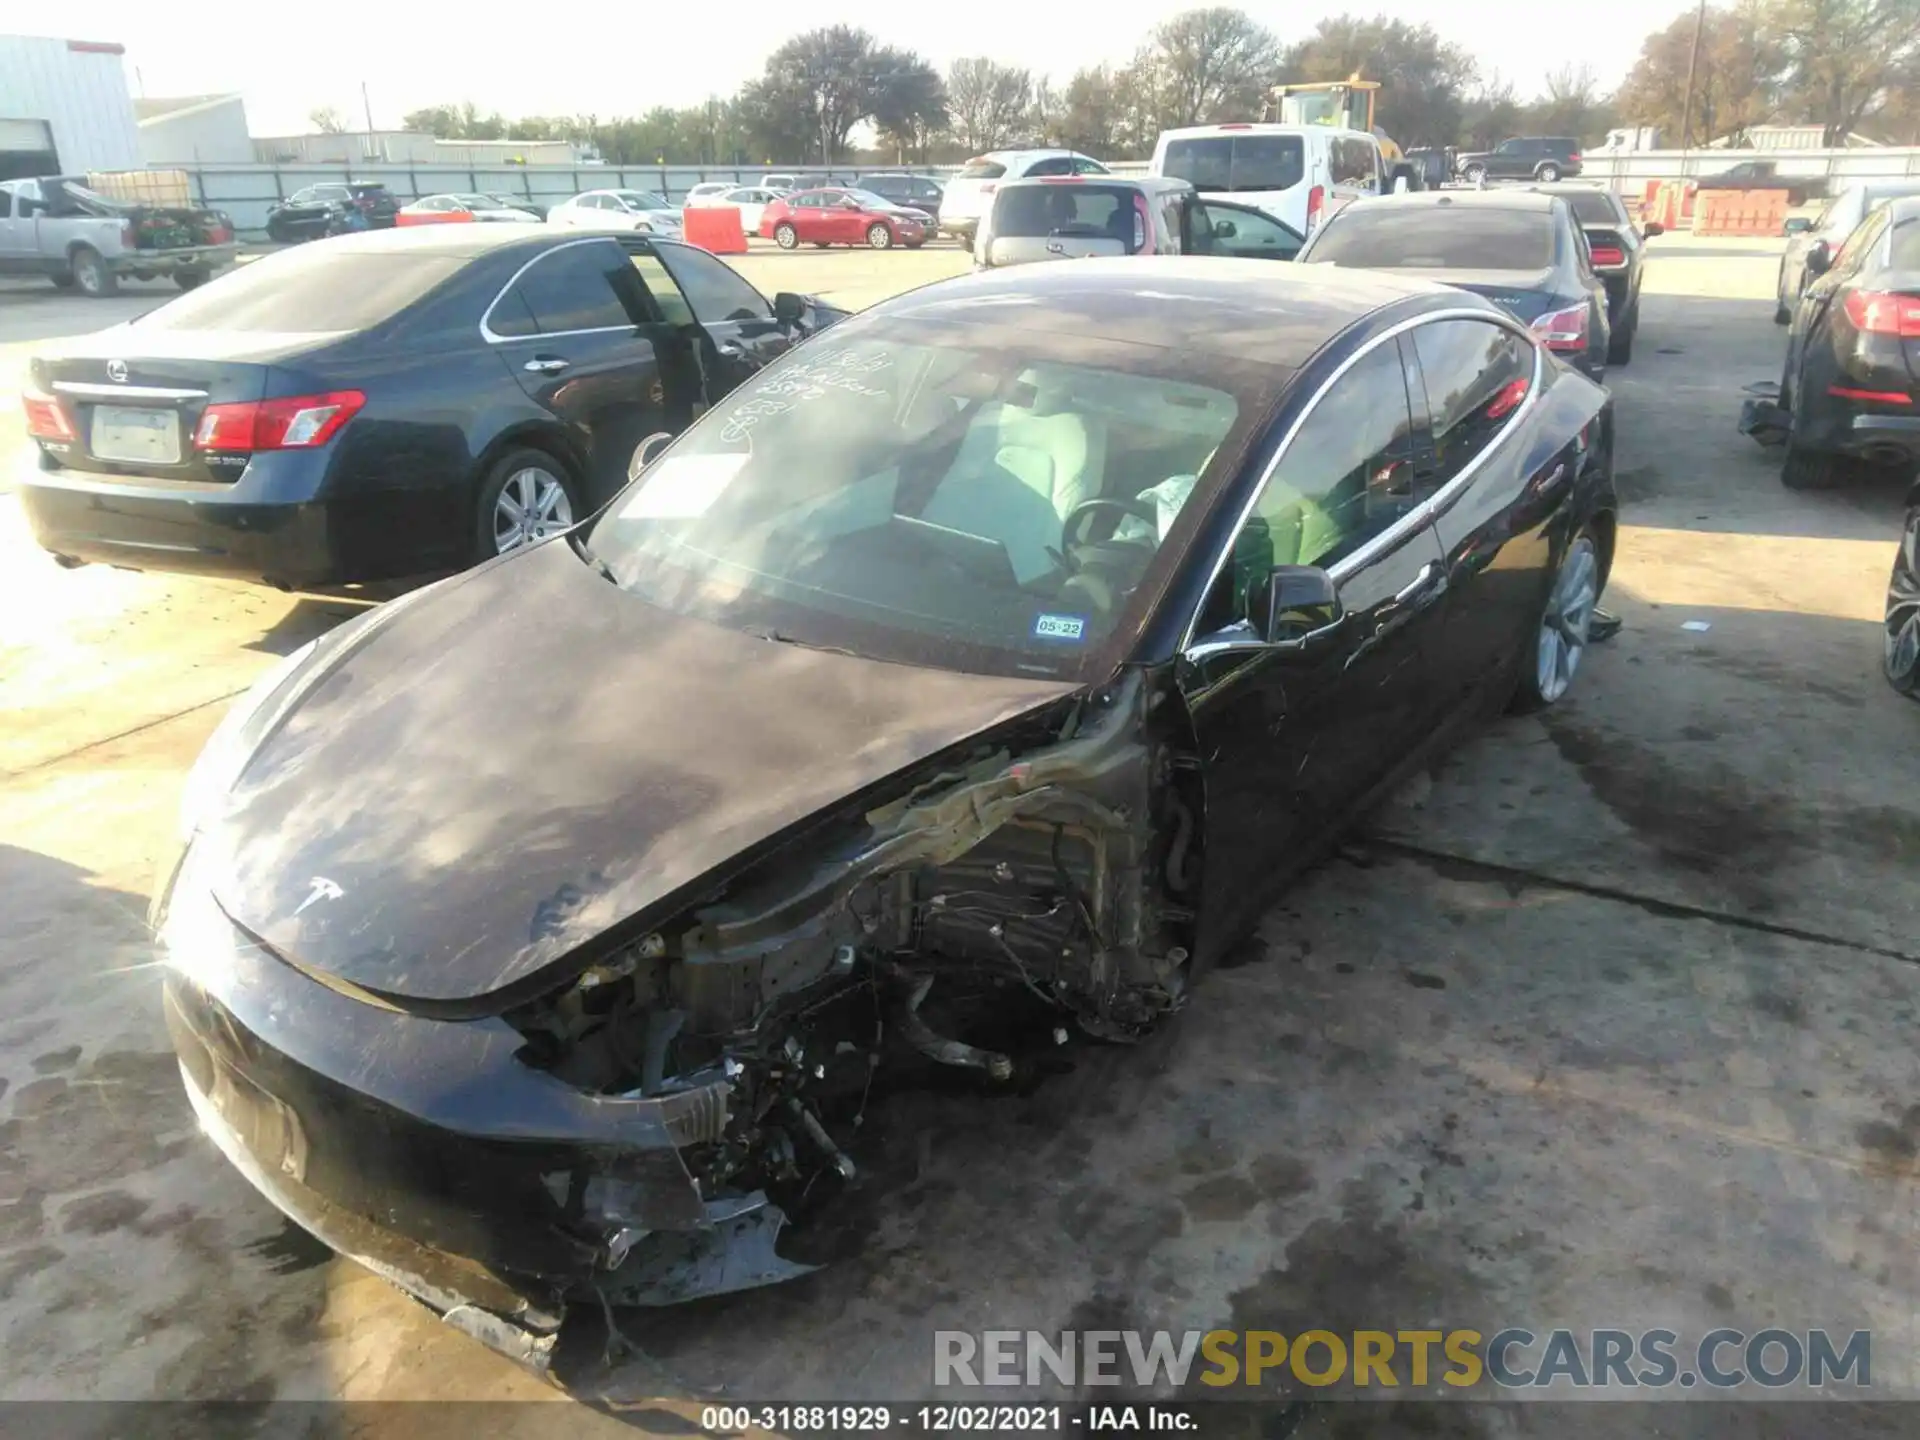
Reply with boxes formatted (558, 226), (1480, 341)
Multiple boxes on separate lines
(1147, 123), (1385, 236)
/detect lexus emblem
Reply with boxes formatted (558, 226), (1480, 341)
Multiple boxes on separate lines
(106, 360), (128, 383)
(294, 876), (344, 916)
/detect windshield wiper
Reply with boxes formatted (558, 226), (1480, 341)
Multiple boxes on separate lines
(568, 532), (618, 585)
(758, 629), (867, 660)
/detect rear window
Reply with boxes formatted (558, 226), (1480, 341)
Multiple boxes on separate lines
(1309, 207), (1554, 270)
(960, 159), (1008, 180)
(993, 185), (1137, 243)
(349, 183), (391, 197)
(134, 249), (466, 333)
(1556, 191), (1619, 225)
(1162, 135), (1303, 194)
(1891, 217), (1920, 269)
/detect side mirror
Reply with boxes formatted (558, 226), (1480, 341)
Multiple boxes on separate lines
(1804, 240), (1832, 277)
(1642, 221), (1665, 238)
(1250, 565), (1345, 647)
(842, 198), (862, 210)
(628, 431), (673, 482)
(1783, 216), (1812, 236)
(1213, 218), (1238, 239)
(773, 291), (807, 327)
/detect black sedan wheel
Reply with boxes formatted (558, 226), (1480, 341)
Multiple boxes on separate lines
(1511, 529), (1601, 712)
(1886, 505), (1920, 698)
(1607, 305), (1635, 365)
(476, 449), (580, 559)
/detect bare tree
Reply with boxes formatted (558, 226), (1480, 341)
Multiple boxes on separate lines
(309, 106), (348, 134)
(947, 56), (1034, 152)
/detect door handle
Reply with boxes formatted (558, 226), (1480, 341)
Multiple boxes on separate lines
(1390, 561), (1448, 610)
(523, 357), (570, 374)
(715, 340), (747, 358)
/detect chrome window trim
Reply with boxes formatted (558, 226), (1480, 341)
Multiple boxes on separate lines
(53, 381), (209, 401)
(478, 236), (637, 344)
(1179, 306), (1544, 654)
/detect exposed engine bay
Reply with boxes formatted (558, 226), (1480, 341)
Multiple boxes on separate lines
(503, 669), (1201, 1307)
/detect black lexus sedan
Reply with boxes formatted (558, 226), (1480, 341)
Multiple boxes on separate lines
(157, 259), (1617, 1368)
(264, 182), (400, 241)
(1766, 196), (1920, 489)
(1530, 183), (1660, 364)
(1299, 190), (1612, 381)
(19, 227), (843, 588)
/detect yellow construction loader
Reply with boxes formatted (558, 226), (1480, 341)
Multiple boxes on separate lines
(1266, 78), (1427, 190)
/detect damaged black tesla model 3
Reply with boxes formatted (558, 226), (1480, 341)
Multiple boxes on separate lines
(158, 258), (1617, 1368)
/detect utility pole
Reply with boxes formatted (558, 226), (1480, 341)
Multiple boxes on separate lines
(361, 81), (377, 159)
(1678, 0), (1708, 157)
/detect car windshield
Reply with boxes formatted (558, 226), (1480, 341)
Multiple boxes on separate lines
(133, 247), (467, 332)
(1161, 136), (1303, 194)
(1310, 207), (1554, 270)
(586, 319), (1251, 679)
(618, 191), (669, 210)
(847, 189), (896, 208)
(454, 194), (495, 207)
(960, 160), (1008, 180)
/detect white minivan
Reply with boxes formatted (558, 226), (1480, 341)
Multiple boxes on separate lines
(1148, 123), (1385, 237)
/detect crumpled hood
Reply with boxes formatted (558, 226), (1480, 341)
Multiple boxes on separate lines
(201, 540), (1078, 1008)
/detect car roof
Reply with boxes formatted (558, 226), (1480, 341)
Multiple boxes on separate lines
(1158, 122), (1370, 140)
(994, 175), (1192, 196)
(871, 256), (1460, 369)
(291, 224), (584, 260)
(1342, 190), (1563, 216)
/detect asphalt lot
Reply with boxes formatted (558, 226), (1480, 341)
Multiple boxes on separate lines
(0, 235), (1916, 1429)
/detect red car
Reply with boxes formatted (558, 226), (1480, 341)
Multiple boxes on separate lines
(760, 187), (929, 251)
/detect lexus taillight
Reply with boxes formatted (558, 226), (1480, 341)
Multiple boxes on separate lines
(1307, 185), (1326, 231)
(1531, 303), (1589, 353)
(22, 388), (75, 442)
(194, 391), (366, 451)
(1843, 289), (1920, 338)
(1589, 245), (1625, 267)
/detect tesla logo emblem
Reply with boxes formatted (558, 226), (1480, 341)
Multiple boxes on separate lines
(294, 876), (344, 916)
(106, 360), (128, 383)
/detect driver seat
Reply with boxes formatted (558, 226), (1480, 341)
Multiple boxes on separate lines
(920, 383), (1107, 583)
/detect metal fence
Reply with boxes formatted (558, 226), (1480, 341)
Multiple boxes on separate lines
(173, 162), (962, 237)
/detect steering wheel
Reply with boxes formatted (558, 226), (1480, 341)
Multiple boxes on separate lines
(1061, 496), (1161, 553)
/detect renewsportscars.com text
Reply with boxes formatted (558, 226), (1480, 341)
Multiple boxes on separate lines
(934, 1328), (1872, 1391)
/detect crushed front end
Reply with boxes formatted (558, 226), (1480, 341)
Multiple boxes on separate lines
(160, 669), (1200, 1367)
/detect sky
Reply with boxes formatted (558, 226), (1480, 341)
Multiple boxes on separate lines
(23, 0), (1698, 137)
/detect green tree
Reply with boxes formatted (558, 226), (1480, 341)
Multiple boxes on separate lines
(1059, 65), (1125, 155)
(1615, 5), (1780, 145)
(1762, 0), (1920, 143)
(870, 50), (949, 161)
(1133, 7), (1280, 128)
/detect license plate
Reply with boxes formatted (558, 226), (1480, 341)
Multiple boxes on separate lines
(91, 406), (181, 465)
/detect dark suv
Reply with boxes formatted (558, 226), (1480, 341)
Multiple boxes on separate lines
(857, 173), (945, 220)
(264, 183), (399, 242)
(1455, 138), (1583, 184)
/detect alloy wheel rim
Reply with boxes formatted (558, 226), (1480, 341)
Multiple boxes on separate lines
(493, 467), (572, 553)
(870, 225), (890, 248)
(1537, 537), (1599, 703)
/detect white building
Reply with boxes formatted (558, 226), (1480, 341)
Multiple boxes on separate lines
(0, 33), (141, 178)
(137, 94), (253, 166)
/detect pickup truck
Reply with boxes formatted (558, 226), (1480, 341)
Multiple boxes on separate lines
(0, 176), (238, 298)
(1694, 160), (1826, 206)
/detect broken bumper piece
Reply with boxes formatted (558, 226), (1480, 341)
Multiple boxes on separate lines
(160, 869), (806, 1370)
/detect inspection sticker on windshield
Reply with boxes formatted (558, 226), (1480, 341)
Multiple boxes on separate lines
(1033, 613), (1088, 643)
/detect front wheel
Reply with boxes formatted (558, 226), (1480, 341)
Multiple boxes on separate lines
(1886, 507), (1920, 697)
(1463, 164), (1487, 186)
(474, 448), (582, 562)
(867, 222), (892, 249)
(1510, 529), (1602, 713)
(1607, 307), (1635, 365)
(773, 223), (798, 250)
(69, 246), (117, 298)
(1536, 163), (1562, 182)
